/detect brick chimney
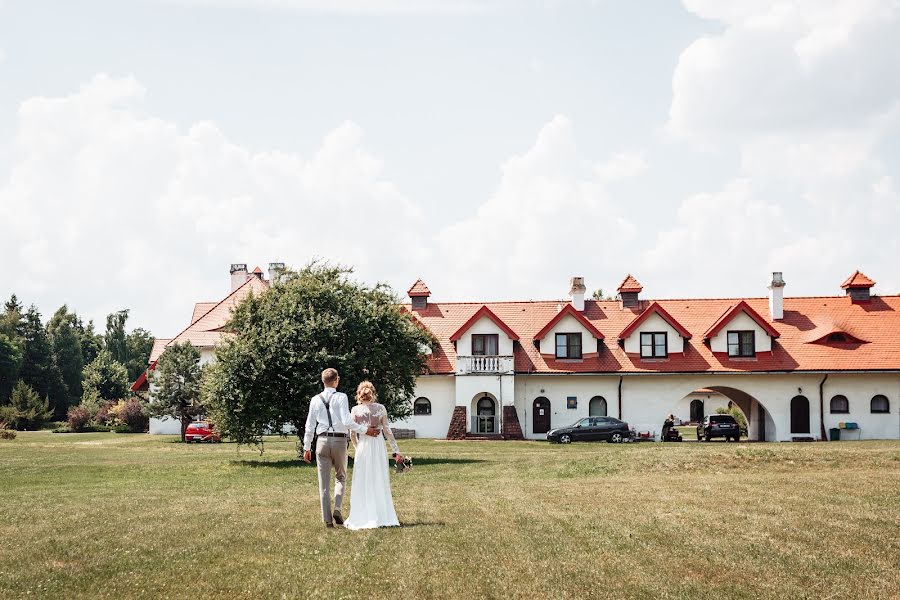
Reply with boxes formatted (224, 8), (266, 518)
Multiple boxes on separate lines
(617, 274), (643, 309)
(840, 270), (875, 303)
(230, 264), (248, 291)
(768, 272), (785, 320)
(569, 277), (586, 312)
(407, 279), (431, 310)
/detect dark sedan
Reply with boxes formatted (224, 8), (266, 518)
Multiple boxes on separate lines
(697, 414), (741, 442)
(547, 416), (630, 444)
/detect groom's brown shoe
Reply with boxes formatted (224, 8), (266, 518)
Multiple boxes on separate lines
(332, 511), (344, 525)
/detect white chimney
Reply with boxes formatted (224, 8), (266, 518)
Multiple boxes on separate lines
(230, 263), (248, 291)
(268, 262), (285, 284)
(569, 277), (586, 312)
(768, 272), (785, 320)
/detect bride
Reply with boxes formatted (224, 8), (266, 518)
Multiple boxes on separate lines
(344, 381), (405, 530)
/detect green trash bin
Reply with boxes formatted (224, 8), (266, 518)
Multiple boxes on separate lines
(829, 427), (840, 441)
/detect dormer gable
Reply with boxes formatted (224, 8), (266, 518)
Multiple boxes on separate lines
(449, 306), (519, 358)
(534, 304), (604, 358)
(618, 302), (691, 356)
(704, 301), (779, 357)
(534, 304), (604, 342)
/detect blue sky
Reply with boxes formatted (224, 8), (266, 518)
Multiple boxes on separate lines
(1, 0), (898, 336)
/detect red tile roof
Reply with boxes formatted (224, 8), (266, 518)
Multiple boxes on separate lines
(448, 305), (520, 342)
(703, 300), (780, 340)
(407, 279), (431, 297)
(619, 301), (692, 341)
(534, 303), (605, 340)
(191, 303), (217, 325)
(617, 274), (643, 293)
(252, 266), (264, 275)
(406, 294), (900, 374)
(841, 270), (875, 289)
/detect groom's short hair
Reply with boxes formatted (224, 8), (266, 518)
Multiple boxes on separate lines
(322, 368), (339, 386)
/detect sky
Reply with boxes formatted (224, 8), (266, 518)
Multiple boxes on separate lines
(1, 0), (899, 337)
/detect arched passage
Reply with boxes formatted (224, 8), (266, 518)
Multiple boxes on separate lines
(671, 386), (776, 441)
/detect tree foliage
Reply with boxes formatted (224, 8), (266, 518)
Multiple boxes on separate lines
(149, 342), (204, 440)
(82, 350), (130, 403)
(591, 288), (614, 301)
(47, 306), (85, 418)
(0, 380), (52, 430)
(203, 264), (434, 449)
(105, 310), (129, 365)
(125, 327), (154, 382)
(0, 334), (22, 403)
(18, 306), (56, 406)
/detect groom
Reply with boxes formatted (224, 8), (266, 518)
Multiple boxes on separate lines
(302, 368), (379, 528)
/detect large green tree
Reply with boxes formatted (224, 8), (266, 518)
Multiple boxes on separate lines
(0, 380), (52, 430)
(82, 349), (130, 403)
(19, 306), (55, 404)
(125, 327), (154, 382)
(47, 306), (85, 418)
(149, 342), (204, 441)
(78, 319), (103, 366)
(203, 264), (433, 448)
(105, 309), (129, 365)
(0, 334), (22, 403)
(0, 294), (24, 340)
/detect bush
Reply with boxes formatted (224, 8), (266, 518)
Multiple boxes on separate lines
(67, 405), (92, 432)
(716, 405), (749, 435)
(2, 381), (53, 430)
(0, 429), (16, 440)
(95, 400), (117, 425)
(109, 398), (149, 433)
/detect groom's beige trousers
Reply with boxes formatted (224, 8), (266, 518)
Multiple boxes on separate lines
(316, 436), (348, 523)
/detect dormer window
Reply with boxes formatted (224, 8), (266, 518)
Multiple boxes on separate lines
(827, 333), (848, 343)
(555, 333), (582, 359)
(727, 331), (755, 357)
(640, 332), (667, 358)
(472, 334), (499, 356)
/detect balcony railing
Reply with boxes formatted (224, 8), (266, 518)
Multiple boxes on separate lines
(456, 355), (515, 375)
(471, 415), (498, 434)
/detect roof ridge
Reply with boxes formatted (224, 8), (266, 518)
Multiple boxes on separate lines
(165, 276), (266, 349)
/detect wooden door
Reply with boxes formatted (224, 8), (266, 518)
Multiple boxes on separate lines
(533, 397), (551, 434)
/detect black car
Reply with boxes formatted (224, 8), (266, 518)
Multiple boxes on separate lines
(697, 414), (741, 442)
(547, 416), (630, 444)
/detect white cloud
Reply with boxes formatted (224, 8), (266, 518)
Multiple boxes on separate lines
(595, 151), (647, 183)
(435, 115), (637, 300)
(0, 73), (429, 333)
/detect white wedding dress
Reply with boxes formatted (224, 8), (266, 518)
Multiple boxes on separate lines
(344, 402), (401, 530)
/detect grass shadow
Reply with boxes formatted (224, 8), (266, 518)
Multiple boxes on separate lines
(232, 459), (315, 469)
(398, 521), (445, 528)
(410, 457), (486, 466)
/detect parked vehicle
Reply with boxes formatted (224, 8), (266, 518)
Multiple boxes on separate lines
(547, 416), (630, 444)
(184, 421), (221, 443)
(696, 414), (740, 442)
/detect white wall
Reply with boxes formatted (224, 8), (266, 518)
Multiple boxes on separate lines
(455, 317), (515, 356)
(673, 392), (730, 423)
(622, 313), (685, 354)
(514, 375), (621, 439)
(822, 374), (899, 440)
(390, 375), (455, 439)
(540, 313), (599, 357)
(709, 311), (773, 353)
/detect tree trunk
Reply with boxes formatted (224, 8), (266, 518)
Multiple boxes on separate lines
(181, 416), (189, 441)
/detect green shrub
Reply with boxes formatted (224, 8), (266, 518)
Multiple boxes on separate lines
(2, 381), (53, 430)
(109, 398), (148, 432)
(716, 405), (748, 435)
(0, 429), (16, 440)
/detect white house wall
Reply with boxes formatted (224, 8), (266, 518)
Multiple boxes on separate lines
(389, 375), (455, 439)
(674, 392), (730, 423)
(514, 375), (621, 439)
(709, 312), (773, 353)
(540, 313), (600, 355)
(822, 374), (899, 440)
(455, 317), (515, 356)
(622, 313), (685, 354)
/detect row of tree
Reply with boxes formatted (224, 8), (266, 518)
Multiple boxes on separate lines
(0, 295), (154, 421)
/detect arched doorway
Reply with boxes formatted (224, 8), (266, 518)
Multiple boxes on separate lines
(533, 397), (550, 433)
(589, 396), (607, 417)
(472, 393), (497, 434)
(791, 395), (810, 434)
(689, 399), (704, 423)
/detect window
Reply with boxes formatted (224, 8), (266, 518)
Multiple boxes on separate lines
(471, 334), (499, 356)
(640, 332), (667, 358)
(727, 331), (755, 357)
(827, 332), (848, 343)
(555, 333), (582, 359)
(413, 397), (432, 415)
(871, 395), (890, 414)
(589, 396), (607, 416)
(829, 395), (849, 414)
(566, 396), (577, 409)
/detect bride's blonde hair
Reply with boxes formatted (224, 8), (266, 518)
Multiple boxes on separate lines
(356, 381), (377, 404)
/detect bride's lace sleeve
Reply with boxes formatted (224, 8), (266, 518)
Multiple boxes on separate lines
(379, 406), (400, 455)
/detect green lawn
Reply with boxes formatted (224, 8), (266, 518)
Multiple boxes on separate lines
(1, 432), (898, 599)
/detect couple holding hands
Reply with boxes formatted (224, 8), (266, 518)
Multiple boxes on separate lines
(302, 368), (406, 530)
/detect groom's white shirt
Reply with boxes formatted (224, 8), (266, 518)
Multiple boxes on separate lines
(302, 387), (368, 451)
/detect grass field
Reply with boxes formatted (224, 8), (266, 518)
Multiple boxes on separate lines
(1, 432), (899, 599)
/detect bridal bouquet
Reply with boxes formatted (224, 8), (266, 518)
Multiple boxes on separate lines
(394, 454), (413, 473)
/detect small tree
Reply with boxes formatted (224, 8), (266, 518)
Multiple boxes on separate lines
(591, 288), (614, 301)
(82, 350), (130, 403)
(3, 380), (52, 430)
(150, 342), (204, 441)
(716, 405), (748, 435)
(203, 263), (434, 449)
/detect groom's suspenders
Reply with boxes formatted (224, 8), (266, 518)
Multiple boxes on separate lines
(320, 391), (335, 432)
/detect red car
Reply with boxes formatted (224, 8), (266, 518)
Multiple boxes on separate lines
(184, 421), (222, 443)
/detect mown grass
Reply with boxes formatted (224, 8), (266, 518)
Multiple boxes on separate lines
(1, 432), (898, 599)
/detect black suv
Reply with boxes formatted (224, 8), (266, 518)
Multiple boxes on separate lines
(547, 416), (630, 444)
(697, 414), (741, 442)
